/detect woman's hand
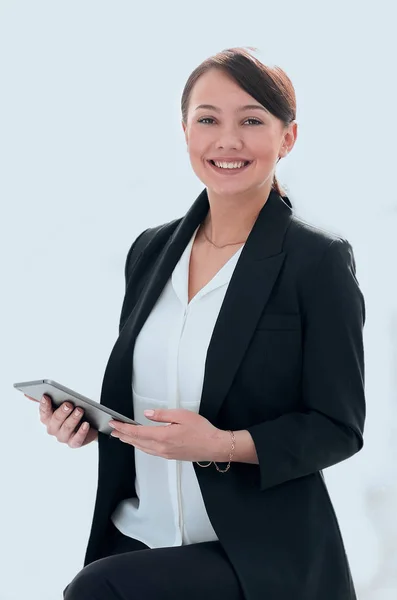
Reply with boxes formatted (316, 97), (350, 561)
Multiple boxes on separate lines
(109, 408), (230, 462)
(25, 394), (98, 448)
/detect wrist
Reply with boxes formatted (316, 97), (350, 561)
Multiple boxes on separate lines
(213, 429), (234, 462)
(214, 429), (259, 464)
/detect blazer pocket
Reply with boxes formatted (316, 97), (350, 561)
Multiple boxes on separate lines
(256, 313), (301, 330)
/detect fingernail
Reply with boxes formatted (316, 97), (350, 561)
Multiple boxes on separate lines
(40, 397), (47, 405)
(144, 410), (155, 417)
(82, 422), (89, 431)
(63, 405), (71, 411)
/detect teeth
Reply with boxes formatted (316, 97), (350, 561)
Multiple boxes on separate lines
(213, 160), (248, 169)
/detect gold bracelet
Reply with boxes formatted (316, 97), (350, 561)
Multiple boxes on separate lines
(196, 430), (235, 473)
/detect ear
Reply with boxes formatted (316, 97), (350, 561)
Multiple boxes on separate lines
(181, 121), (189, 151)
(283, 121), (298, 152)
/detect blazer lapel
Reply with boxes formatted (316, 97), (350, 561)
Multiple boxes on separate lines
(199, 191), (292, 424)
(100, 187), (292, 425)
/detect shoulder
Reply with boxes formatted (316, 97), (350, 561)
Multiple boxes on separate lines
(133, 219), (179, 249)
(124, 218), (181, 280)
(285, 213), (363, 303)
(287, 214), (346, 253)
(285, 214), (357, 275)
(284, 215), (364, 321)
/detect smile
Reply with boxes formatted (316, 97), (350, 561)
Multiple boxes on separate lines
(207, 160), (253, 175)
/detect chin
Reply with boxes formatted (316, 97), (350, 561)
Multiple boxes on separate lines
(205, 183), (256, 198)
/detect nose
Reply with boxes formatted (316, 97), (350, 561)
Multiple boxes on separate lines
(214, 124), (245, 151)
(215, 135), (244, 152)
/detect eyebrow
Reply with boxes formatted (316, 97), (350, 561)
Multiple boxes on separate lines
(194, 103), (268, 114)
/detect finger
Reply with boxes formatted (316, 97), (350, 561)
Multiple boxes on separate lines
(111, 429), (160, 452)
(143, 408), (178, 424)
(46, 401), (74, 436)
(25, 394), (40, 403)
(39, 395), (54, 426)
(109, 422), (143, 440)
(112, 432), (140, 446)
(114, 435), (163, 457)
(57, 407), (85, 443)
(68, 421), (91, 449)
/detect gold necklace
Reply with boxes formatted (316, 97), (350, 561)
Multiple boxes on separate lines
(202, 225), (247, 249)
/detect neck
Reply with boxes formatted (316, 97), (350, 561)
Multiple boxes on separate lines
(203, 182), (274, 246)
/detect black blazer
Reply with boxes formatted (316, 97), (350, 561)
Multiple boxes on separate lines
(84, 188), (365, 600)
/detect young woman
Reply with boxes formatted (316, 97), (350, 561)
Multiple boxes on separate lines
(36, 47), (365, 600)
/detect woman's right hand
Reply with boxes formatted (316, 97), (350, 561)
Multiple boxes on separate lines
(25, 394), (98, 447)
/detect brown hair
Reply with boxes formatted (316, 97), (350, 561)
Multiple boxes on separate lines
(181, 46), (296, 197)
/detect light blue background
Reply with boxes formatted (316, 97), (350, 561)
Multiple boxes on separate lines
(0, 1), (396, 598)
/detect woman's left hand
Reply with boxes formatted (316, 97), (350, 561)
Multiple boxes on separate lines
(108, 409), (229, 462)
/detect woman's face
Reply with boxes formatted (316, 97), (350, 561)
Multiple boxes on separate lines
(182, 68), (297, 199)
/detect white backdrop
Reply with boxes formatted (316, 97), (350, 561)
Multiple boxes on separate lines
(0, 1), (396, 598)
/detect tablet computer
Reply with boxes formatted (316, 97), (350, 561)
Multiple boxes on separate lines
(14, 379), (142, 435)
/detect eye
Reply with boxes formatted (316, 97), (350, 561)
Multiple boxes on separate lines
(245, 118), (262, 126)
(197, 117), (263, 126)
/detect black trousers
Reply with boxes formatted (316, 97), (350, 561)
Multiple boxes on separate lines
(63, 520), (245, 600)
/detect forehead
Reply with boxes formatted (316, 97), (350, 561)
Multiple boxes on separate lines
(190, 69), (257, 107)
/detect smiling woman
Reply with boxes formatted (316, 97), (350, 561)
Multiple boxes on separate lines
(181, 47), (297, 203)
(58, 47), (365, 600)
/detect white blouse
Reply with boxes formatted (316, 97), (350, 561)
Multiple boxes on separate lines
(111, 225), (245, 548)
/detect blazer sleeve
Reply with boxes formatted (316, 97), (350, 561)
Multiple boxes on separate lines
(246, 238), (366, 491)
